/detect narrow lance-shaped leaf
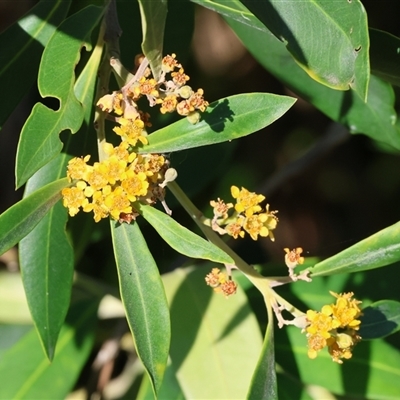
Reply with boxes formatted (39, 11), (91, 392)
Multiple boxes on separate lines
(310, 220), (400, 277)
(139, 93), (296, 154)
(19, 200), (73, 362)
(212, 0), (400, 150)
(138, 0), (168, 80)
(110, 221), (170, 398)
(359, 300), (400, 340)
(0, 177), (69, 256)
(15, 5), (104, 188)
(0, 0), (70, 130)
(239, 0), (369, 99)
(18, 25), (105, 361)
(247, 301), (278, 400)
(137, 203), (234, 264)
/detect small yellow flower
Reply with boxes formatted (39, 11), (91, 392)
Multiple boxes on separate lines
(205, 268), (224, 288)
(103, 141), (136, 163)
(243, 210), (277, 241)
(159, 95), (178, 114)
(219, 280), (237, 298)
(61, 182), (89, 217)
(231, 186), (265, 216)
(66, 155), (91, 181)
(176, 99), (194, 116)
(86, 162), (109, 191)
(284, 247), (305, 268)
(304, 292), (362, 363)
(113, 117), (148, 147)
(306, 309), (334, 336)
(103, 156), (127, 185)
(83, 190), (109, 222)
(121, 170), (149, 202)
(210, 198), (233, 219)
(171, 68), (190, 86)
(225, 218), (245, 239)
(145, 154), (166, 175)
(330, 291), (362, 329)
(205, 268), (237, 298)
(136, 77), (159, 97)
(188, 89), (209, 112)
(162, 53), (181, 73)
(104, 186), (132, 220)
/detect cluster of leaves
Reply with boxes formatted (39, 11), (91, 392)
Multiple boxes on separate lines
(0, 0), (400, 399)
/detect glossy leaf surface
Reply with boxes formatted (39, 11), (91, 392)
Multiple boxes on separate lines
(0, 294), (98, 399)
(15, 5), (104, 188)
(0, 0), (70, 130)
(111, 221), (170, 397)
(17, 34), (103, 360)
(139, 93), (296, 153)
(0, 177), (69, 256)
(138, 0), (167, 80)
(19, 200), (73, 361)
(310, 220), (400, 276)
(360, 300), (400, 339)
(137, 204), (234, 264)
(239, 0), (369, 99)
(208, 0), (400, 150)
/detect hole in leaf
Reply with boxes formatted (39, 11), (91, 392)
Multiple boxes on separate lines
(41, 96), (61, 112)
(355, 45), (362, 52)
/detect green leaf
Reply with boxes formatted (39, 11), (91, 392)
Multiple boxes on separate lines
(212, 1), (400, 150)
(19, 201), (73, 361)
(370, 28), (400, 87)
(138, 0), (168, 80)
(0, 177), (69, 257)
(139, 93), (296, 153)
(137, 203), (234, 264)
(309, 220), (400, 277)
(110, 221), (170, 398)
(247, 304), (278, 400)
(239, 0), (369, 99)
(0, 293), (98, 400)
(17, 31), (104, 361)
(161, 266), (263, 399)
(278, 326), (400, 399)
(360, 300), (400, 340)
(0, 0), (70, 130)
(15, 5), (104, 188)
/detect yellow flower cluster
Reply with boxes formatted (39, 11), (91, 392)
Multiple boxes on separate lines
(63, 54), (210, 222)
(97, 54), (209, 124)
(62, 140), (168, 222)
(205, 268), (237, 298)
(210, 186), (278, 241)
(305, 291), (362, 363)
